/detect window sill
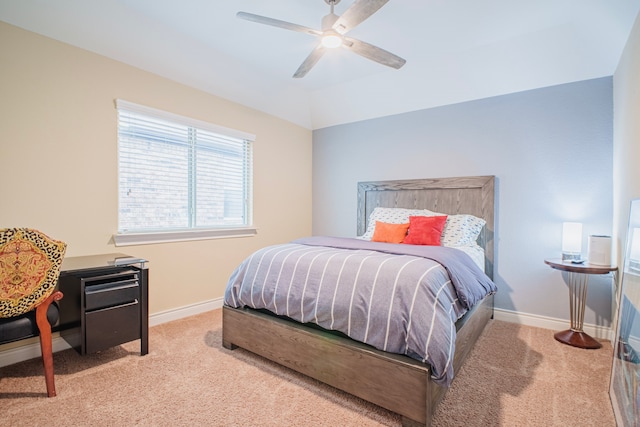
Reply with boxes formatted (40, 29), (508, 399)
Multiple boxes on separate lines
(114, 227), (257, 246)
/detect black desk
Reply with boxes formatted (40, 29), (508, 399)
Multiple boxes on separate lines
(57, 253), (149, 355)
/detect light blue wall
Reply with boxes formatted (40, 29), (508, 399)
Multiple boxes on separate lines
(312, 77), (614, 325)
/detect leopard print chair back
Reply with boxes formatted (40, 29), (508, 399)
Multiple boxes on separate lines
(0, 228), (67, 318)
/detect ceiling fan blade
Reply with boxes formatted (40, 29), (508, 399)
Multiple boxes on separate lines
(332, 0), (390, 35)
(342, 37), (406, 69)
(237, 12), (322, 37)
(293, 45), (326, 78)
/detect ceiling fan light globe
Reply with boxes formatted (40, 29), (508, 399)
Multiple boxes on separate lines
(321, 34), (342, 48)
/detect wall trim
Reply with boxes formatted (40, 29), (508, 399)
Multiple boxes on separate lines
(0, 303), (610, 368)
(0, 335), (73, 369)
(0, 298), (224, 368)
(494, 307), (613, 341)
(149, 298), (224, 327)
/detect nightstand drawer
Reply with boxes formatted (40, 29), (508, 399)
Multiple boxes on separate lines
(85, 279), (139, 311)
(85, 301), (141, 353)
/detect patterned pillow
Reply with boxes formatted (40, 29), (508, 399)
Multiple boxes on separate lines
(441, 214), (486, 247)
(0, 228), (67, 318)
(359, 207), (438, 240)
(360, 208), (486, 247)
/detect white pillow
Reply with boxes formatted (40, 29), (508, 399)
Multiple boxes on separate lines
(359, 207), (438, 240)
(454, 244), (486, 271)
(359, 207), (486, 248)
(441, 214), (486, 247)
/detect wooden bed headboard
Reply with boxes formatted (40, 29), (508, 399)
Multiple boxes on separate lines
(356, 176), (495, 279)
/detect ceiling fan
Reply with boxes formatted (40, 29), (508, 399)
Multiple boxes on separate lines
(237, 0), (406, 78)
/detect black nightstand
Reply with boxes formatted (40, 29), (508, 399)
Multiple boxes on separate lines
(57, 253), (149, 355)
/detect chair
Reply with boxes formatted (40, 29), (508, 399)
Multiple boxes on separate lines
(0, 228), (67, 397)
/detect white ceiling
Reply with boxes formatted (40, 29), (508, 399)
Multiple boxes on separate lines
(1, 0), (639, 129)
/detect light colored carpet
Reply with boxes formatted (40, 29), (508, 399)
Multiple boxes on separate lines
(0, 309), (615, 426)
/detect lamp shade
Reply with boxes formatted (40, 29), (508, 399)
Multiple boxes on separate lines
(562, 222), (582, 259)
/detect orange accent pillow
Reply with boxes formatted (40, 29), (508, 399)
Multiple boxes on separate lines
(372, 221), (410, 244)
(403, 215), (448, 246)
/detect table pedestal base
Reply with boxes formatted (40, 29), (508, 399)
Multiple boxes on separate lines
(544, 259), (616, 351)
(554, 329), (602, 349)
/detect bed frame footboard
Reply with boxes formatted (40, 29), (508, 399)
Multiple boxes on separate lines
(222, 294), (493, 426)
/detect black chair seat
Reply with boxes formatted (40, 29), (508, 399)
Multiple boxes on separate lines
(0, 303), (59, 344)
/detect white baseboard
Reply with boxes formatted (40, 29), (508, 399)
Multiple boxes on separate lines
(0, 298), (224, 368)
(148, 297), (223, 327)
(0, 336), (73, 369)
(493, 308), (613, 341)
(0, 302), (611, 368)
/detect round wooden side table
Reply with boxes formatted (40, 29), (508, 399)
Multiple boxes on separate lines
(544, 258), (617, 349)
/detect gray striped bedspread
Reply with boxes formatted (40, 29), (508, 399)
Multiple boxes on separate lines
(224, 236), (497, 386)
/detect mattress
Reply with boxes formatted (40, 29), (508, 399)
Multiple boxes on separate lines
(224, 236), (496, 386)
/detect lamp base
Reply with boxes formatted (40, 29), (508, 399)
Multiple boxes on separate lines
(562, 253), (581, 261)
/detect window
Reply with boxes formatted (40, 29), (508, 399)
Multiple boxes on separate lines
(114, 100), (256, 246)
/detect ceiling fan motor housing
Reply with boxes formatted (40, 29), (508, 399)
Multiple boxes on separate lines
(322, 12), (339, 30)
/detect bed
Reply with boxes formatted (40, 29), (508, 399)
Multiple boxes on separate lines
(222, 175), (496, 427)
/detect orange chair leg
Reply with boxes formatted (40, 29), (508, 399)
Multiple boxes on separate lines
(35, 291), (63, 398)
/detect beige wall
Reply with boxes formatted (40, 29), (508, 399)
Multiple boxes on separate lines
(613, 12), (640, 262)
(0, 22), (312, 316)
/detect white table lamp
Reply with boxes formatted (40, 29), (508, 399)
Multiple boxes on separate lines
(562, 222), (582, 261)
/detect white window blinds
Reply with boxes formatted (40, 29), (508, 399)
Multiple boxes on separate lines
(116, 100), (254, 235)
